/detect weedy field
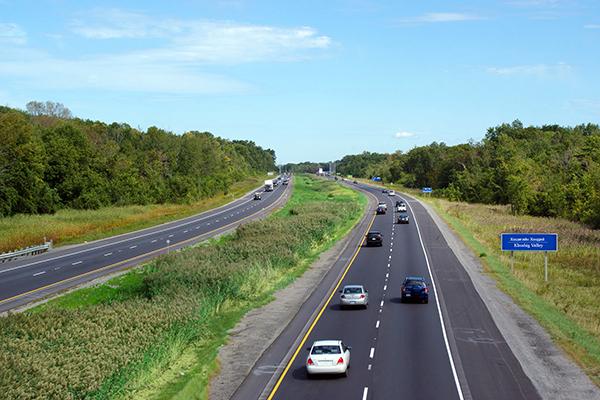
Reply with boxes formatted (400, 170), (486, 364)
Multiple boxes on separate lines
(0, 175), (269, 253)
(0, 175), (365, 400)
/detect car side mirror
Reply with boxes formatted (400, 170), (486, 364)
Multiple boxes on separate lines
(346, 346), (352, 350)
(365, 290), (368, 293)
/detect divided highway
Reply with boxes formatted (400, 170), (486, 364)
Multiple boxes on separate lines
(0, 182), (290, 313)
(235, 181), (540, 400)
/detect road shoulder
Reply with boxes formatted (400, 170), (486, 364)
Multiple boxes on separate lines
(407, 193), (600, 400)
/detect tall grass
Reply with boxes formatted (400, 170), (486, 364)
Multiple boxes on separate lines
(0, 175), (269, 253)
(0, 175), (365, 399)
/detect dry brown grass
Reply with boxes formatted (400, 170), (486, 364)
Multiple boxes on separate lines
(0, 175), (268, 253)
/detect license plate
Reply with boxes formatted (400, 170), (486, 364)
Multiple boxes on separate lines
(350, 301), (356, 304)
(320, 360), (333, 366)
(405, 293), (411, 297)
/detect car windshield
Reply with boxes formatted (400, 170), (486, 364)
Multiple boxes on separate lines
(344, 287), (363, 294)
(406, 280), (425, 287)
(311, 345), (341, 355)
(368, 232), (381, 237)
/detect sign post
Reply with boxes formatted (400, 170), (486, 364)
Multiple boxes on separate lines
(500, 233), (558, 282)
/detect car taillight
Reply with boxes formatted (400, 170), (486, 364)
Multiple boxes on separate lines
(424, 287), (429, 293)
(337, 357), (344, 365)
(307, 358), (314, 365)
(360, 294), (365, 298)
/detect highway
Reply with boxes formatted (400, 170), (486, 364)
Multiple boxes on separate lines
(235, 181), (540, 400)
(0, 182), (290, 313)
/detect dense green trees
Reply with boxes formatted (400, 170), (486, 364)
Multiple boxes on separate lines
(0, 106), (276, 217)
(290, 121), (600, 228)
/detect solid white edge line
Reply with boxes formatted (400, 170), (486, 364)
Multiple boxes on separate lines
(406, 198), (465, 400)
(362, 387), (369, 400)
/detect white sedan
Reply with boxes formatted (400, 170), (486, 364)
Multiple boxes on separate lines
(388, 190), (396, 196)
(306, 340), (351, 376)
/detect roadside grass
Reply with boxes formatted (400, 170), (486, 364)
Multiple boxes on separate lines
(0, 175), (269, 253)
(0, 175), (366, 400)
(421, 198), (600, 385)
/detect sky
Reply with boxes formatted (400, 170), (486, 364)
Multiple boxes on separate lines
(1, 0), (599, 163)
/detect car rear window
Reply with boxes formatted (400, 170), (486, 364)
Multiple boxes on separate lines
(311, 345), (341, 355)
(344, 287), (363, 294)
(406, 280), (425, 286)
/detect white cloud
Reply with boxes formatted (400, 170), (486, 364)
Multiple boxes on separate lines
(0, 10), (333, 94)
(584, 24), (600, 29)
(395, 131), (415, 138)
(0, 22), (26, 45)
(486, 62), (572, 78)
(399, 12), (482, 24)
(69, 10), (332, 64)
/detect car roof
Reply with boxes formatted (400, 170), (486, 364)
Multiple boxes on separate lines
(312, 340), (341, 346)
(343, 284), (364, 289)
(405, 276), (425, 281)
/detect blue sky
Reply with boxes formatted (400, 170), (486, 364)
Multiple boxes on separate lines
(1, 0), (599, 163)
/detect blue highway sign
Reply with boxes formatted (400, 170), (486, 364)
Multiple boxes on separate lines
(422, 187), (432, 193)
(501, 233), (558, 252)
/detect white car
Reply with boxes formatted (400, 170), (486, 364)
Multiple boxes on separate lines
(306, 340), (351, 376)
(388, 190), (396, 196)
(396, 204), (407, 212)
(377, 201), (388, 210)
(339, 285), (368, 308)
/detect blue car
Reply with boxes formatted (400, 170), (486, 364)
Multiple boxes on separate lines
(401, 276), (429, 303)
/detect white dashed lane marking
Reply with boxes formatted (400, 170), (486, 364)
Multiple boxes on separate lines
(72, 261), (82, 266)
(104, 252), (112, 257)
(33, 271), (46, 276)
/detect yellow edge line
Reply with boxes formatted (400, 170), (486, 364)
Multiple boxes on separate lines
(0, 187), (289, 307)
(267, 203), (377, 400)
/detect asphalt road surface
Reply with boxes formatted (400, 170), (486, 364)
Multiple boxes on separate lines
(0, 182), (289, 313)
(236, 181), (540, 400)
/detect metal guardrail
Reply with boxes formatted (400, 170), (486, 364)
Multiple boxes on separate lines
(0, 241), (52, 263)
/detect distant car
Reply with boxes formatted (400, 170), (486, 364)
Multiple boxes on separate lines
(397, 212), (409, 224)
(366, 231), (383, 246)
(253, 192), (262, 200)
(306, 340), (351, 376)
(377, 201), (387, 210)
(396, 204), (407, 212)
(388, 190), (396, 196)
(395, 200), (403, 207)
(401, 276), (429, 303)
(339, 285), (368, 308)
(376, 205), (387, 215)
(282, 179), (289, 185)
(353, 180), (358, 184)
(382, 188), (388, 193)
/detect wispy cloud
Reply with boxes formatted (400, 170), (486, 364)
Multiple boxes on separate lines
(0, 10), (333, 95)
(584, 24), (600, 29)
(395, 131), (415, 138)
(398, 12), (483, 24)
(69, 9), (332, 64)
(0, 22), (26, 45)
(486, 62), (572, 78)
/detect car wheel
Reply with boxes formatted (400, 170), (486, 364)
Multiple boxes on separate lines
(423, 299), (429, 304)
(342, 369), (348, 377)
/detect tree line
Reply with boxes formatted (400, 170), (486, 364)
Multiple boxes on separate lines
(0, 104), (276, 217)
(290, 121), (600, 228)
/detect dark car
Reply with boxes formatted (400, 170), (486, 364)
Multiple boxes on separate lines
(253, 192), (262, 200)
(401, 276), (429, 303)
(395, 200), (405, 207)
(376, 205), (387, 215)
(365, 231), (383, 247)
(397, 212), (409, 224)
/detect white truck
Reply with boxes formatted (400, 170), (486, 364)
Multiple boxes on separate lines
(264, 179), (274, 192)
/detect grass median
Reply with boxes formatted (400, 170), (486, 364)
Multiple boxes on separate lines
(0, 175), (270, 253)
(0, 175), (366, 400)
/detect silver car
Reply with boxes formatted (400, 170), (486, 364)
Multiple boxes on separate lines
(339, 285), (368, 308)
